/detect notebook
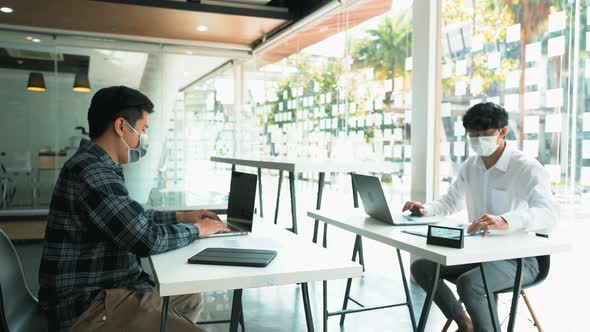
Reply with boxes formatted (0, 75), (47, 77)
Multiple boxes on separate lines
(187, 248), (277, 267)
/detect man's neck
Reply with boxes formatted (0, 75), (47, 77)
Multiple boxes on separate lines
(91, 136), (120, 165)
(481, 140), (506, 170)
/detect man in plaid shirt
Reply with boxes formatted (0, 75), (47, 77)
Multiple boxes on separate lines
(38, 86), (229, 332)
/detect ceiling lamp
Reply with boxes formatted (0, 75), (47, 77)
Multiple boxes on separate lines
(27, 72), (46, 92)
(0, 7), (13, 13)
(72, 72), (91, 92)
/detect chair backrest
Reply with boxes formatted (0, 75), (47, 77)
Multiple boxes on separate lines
(0, 229), (38, 331)
(528, 233), (551, 287)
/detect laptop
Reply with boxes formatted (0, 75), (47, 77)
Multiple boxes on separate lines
(208, 171), (257, 238)
(352, 173), (439, 226)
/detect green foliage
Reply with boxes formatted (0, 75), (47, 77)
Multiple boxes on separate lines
(350, 15), (412, 80)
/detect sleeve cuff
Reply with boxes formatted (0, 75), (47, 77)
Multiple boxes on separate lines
(501, 212), (524, 233)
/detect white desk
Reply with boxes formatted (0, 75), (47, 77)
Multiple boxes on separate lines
(307, 209), (570, 332)
(149, 220), (362, 332)
(210, 156), (396, 269)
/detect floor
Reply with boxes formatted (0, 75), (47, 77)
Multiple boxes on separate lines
(12, 170), (589, 331)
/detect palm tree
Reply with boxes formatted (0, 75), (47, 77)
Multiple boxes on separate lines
(350, 15), (412, 81)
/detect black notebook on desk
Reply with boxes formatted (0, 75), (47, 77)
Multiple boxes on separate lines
(187, 248), (277, 267)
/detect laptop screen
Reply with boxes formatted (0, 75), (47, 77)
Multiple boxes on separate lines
(227, 171), (257, 230)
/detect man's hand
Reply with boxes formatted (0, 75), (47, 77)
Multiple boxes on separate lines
(193, 218), (230, 238)
(176, 210), (221, 224)
(402, 201), (428, 216)
(467, 214), (508, 236)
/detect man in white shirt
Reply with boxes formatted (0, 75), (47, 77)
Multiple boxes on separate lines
(404, 103), (558, 332)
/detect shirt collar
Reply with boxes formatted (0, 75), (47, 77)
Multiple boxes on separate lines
(493, 143), (512, 172)
(78, 139), (119, 169)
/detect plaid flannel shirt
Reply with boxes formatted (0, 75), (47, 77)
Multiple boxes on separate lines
(38, 139), (199, 331)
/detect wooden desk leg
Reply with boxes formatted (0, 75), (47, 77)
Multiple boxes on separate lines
(230, 289), (243, 332)
(160, 296), (170, 332)
(480, 264), (501, 332)
(288, 171), (298, 234)
(257, 168), (263, 218)
(397, 249), (417, 332)
(274, 170), (283, 225)
(507, 258), (524, 332)
(301, 283), (315, 332)
(312, 172), (325, 244)
(417, 263), (440, 332)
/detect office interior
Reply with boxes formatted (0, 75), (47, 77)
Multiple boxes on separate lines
(0, 0), (587, 331)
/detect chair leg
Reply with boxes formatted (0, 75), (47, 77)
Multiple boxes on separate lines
(521, 290), (543, 332)
(441, 318), (453, 332)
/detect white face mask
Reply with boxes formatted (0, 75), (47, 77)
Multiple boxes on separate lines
(468, 135), (498, 157)
(120, 121), (148, 163)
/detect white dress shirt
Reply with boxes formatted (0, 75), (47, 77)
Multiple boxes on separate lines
(424, 145), (559, 234)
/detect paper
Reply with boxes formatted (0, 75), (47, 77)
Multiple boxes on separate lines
(393, 128), (403, 141)
(456, 60), (467, 76)
(405, 57), (413, 71)
(545, 88), (563, 108)
(454, 141), (465, 157)
(545, 113), (563, 133)
(405, 111), (412, 123)
(548, 11), (566, 33)
(487, 52), (501, 70)
(582, 167), (590, 185)
(523, 140), (539, 158)
(471, 35), (484, 52)
(384, 79), (393, 91)
(500, 93), (516, 112)
(441, 142), (451, 157)
(394, 77), (403, 91)
(526, 42), (542, 62)
(442, 63), (453, 78)
(487, 96), (500, 105)
(548, 36), (565, 57)
(384, 113), (393, 125)
(505, 70), (520, 89)
(470, 76), (483, 95)
(525, 67), (541, 86)
(454, 120), (465, 136)
(506, 24), (521, 43)
(524, 115), (540, 134)
(583, 140), (590, 159)
(544, 165), (561, 183)
(525, 91), (540, 109)
(584, 113), (590, 131)
(455, 79), (467, 96)
(441, 103), (451, 117)
(393, 145), (403, 158)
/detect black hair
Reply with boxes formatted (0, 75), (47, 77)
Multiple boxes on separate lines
(462, 102), (508, 131)
(88, 86), (154, 139)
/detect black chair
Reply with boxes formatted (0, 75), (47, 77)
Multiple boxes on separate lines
(0, 229), (47, 332)
(442, 254), (550, 332)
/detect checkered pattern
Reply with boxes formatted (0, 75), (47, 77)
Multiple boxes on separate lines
(38, 139), (199, 331)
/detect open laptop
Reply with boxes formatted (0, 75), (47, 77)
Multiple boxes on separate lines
(352, 173), (439, 226)
(208, 171), (257, 238)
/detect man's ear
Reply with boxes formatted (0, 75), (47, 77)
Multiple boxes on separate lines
(500, 126), (508, 139)
(113, 118), (126, 137)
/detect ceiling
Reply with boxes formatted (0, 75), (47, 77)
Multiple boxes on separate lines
(0, 0), (297, 48)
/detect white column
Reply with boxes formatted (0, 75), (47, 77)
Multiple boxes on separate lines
(411, 0), (441, 203)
